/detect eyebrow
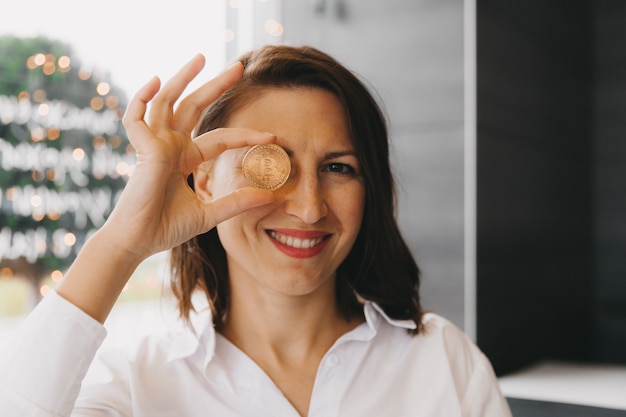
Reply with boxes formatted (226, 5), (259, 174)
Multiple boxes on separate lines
(282, 147), (358, 161)
(323, 151), (358, 160)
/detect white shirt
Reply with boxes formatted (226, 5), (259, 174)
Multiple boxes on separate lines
(0, 290), (512, 417)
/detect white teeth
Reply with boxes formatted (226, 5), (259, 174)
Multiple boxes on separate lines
(268, 230), (324, 249)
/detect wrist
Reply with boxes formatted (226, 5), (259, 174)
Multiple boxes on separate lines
(56, 226), (149, 323)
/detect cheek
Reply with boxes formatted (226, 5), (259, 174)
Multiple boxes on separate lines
(335, 185), (365, 232)
(217, 204), (273, 244)
(348, 200), (365, 232)
(216, 215), (247, 256)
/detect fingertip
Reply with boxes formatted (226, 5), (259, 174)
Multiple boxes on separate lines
(134, 76), (161, 100)
(192, 53), (206, 68)
(257, 131), (277, 144)
(221, 60), (244, 78)
(150, 75), (162, 90)
(124, 76), (160, 123)
(146, 75), (161, 87)
(227, 60), (243, 70)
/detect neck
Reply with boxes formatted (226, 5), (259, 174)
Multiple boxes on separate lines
(220, 275), (362, 364)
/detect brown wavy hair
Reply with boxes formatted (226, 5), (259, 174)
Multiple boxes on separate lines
(170, 45), (423, 333)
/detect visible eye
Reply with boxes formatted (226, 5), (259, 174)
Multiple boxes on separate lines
(323, 162), (356, 175)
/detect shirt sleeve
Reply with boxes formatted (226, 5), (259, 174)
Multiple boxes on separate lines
(434, 315), (512, 417)
(460, 352), (513, 417)
(0, 290), (107, 417)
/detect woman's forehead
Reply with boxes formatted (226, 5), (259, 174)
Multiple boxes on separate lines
(224, 87), (350, 144)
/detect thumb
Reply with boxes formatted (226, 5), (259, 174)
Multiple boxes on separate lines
(201, 187), (275, 230)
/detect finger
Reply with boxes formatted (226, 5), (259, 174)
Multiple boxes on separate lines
(202, 187), (275, 230)
(148, 54), (206, 128)
(122, 76), (161, 150)
(171, 61), (245, 135)
(185, 128), (276, 172)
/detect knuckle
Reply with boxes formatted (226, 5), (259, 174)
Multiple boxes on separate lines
(231, 189), (243, 210)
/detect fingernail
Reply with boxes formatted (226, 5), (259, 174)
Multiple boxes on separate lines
(224, 61), (243, 72)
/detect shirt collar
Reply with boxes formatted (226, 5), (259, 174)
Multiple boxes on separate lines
(167, 301), (417, 364)
(365, 302), (418, 331)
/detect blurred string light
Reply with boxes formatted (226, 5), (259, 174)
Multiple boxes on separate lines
(0, 94), (121, 134)
(40, 284), (51, 297)
(225, 0), (283, 61)
(26, 53), (72, 74)
(1, 267), (14, 279)
(90, 96), (104, 111)
(96, 82), (110, 96)
(0, 138), (135, 185)
(50, 269), (63, 283)
(78, 68), (91, 81)
(264, 18), (284, 37)
(20, 52), (120, 118)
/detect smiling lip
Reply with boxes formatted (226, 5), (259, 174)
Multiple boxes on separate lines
(267, 228), (331, 258)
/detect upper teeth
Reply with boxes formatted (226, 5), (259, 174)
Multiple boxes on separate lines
(268, 230), (325, 249)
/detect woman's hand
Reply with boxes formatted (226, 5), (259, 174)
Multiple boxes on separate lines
(105, 54), (275, 259)
(57, 55), (275, 322)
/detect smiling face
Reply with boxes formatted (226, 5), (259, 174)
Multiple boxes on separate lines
(196, 87), (365, 299)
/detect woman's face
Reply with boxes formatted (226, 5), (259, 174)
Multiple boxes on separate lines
(199, 87), (365, 299)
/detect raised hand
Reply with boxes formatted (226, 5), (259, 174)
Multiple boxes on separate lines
(56, 55), (275, 322)
(108, 54), (276, 258)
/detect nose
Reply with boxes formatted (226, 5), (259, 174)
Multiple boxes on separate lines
(281, 169), (328, 224)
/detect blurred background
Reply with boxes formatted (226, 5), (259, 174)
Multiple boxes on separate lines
(1, 0), (625, 413)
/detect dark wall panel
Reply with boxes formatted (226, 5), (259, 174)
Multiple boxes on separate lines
(477, 0), (593, 375)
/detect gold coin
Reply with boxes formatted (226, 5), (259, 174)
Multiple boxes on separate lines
(242, 144), (291, 191)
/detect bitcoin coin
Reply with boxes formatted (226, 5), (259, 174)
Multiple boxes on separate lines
(242, 144), (291, 190)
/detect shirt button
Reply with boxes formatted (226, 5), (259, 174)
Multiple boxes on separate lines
(327, 354), (340, 367)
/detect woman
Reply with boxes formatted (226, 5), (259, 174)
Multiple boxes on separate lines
(0, 45), (512, 416)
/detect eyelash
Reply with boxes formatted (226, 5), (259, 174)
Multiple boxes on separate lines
(322, 162), (356, 175)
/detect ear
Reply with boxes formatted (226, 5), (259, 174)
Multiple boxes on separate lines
(193, 161), (215, 203)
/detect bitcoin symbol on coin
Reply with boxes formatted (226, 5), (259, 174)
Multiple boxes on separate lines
(242, 144), (291, 190)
